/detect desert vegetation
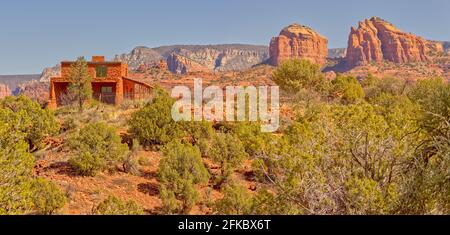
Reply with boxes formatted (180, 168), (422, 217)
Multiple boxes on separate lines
(1, 58), (449, 215)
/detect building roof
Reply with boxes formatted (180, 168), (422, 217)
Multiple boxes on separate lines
(61, 61), (124, 66)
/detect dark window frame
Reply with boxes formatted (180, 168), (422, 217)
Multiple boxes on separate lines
(96, 66), (108, 78)
(101, 86), (113, 93)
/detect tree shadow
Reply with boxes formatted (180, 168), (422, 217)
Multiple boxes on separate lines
(141, 171), (158, 180)
(137, 182), (160, 196)
(44, 161), (78, 177)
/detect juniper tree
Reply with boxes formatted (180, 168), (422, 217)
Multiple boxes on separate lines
(68, 57), (92, 112)
(158, 140), (209, 214)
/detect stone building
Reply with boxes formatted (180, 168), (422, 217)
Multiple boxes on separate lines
(49, 56), (153, 108)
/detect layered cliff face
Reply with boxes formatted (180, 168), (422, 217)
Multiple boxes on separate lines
(268, 23), (328, 66)
(115, 44), (269, 74)
(0, 84), (11, 98)
(114, 47), (163, 69)
(166, 54), (210, 74)
(346, 17), (444, 68)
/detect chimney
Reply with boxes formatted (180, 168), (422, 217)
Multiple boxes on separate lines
(92, 56), (105, 63)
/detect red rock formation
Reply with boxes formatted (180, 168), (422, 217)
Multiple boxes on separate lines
(269, 23), (328, 66)
(166, 54), (210, 74)
(346, 17), (440, 68)
(0, 84), (11, 99)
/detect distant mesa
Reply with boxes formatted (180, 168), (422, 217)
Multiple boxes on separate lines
(345, 16), (446, 68)
(0, 74), (41, 99)
(115, 44), (269, 75)
(268, 23), (328, 66)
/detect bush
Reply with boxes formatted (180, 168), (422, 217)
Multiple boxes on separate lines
(362, 74), (409, 100)
(160, 185), (180, 214)
(30, 178), (66, 215)
(214, 183), (253, 215)
(129, 88), (183, 147)
(158, 141), (209, 214)
(92, 195), (144, 215)
(181, 120), (215, 157)
(68, 122), (129, 176)
(209, 133), (248, 185)
(0, 95), (59, 150)
(231, 122), (271, 157)
(1, 108), (65, 215)
(331, 74), (365, 103)
(0, 109), (35, 215)
(123, 139), (142, 176)
(272, 59), (327, 94)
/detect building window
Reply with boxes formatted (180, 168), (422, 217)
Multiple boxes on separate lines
(96, 66), (108, 77)
(101, 86), (113, 93)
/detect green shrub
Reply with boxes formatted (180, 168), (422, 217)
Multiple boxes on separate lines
(0, 109), (35, 215)
(231, 122), (271, 157)
(363, 74), (409, 100)
(31, 177), (66, 215)
(128, 88), (183, 147)
(1, 108), (65, 215)
(272, 59), (327, 94)
(214, 183), (253, 215)
(68, 122), (129, 176)
(181, 120), (215, 156)
(160, 185), (180, 214)
(331, 74), (365, 103)
(209, 133), (248, 185)
(158, 140), (209, 213)
(0, 95), (59, 150)
(92, 195), (144, 215)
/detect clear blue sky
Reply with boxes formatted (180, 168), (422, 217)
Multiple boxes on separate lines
(1, 0), (449, 75)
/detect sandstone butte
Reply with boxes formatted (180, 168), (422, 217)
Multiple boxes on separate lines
(268, 23), (328, 67)
(346, 16), (445, 68)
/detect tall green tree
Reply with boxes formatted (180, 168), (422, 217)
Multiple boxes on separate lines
(272, 59), (327, 94)
(68, 57), (92, 112)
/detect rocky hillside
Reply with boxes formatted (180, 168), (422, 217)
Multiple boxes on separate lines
(268, 23), (328, 66)
(346, 17), (445, 68)
(0, 74), (40, 92)
(115, 44), (269, 74)
(166, 54), (210, 74)
(114, 47), (163, 70)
